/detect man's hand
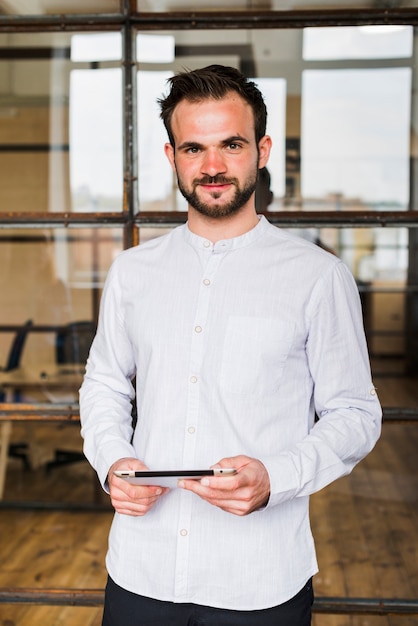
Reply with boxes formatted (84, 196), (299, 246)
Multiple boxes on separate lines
(178, 455), (270, 515)
(108, 457), (169, 516)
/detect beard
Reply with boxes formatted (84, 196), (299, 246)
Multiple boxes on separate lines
(177, 170), (258, 219)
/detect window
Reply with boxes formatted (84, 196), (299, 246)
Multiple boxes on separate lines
(0, 8), (417, 620)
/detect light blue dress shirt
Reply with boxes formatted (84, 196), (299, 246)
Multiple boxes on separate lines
(80, 215), (382, 611)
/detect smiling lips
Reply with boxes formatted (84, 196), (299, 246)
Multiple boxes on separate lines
(202, 183), (231, 194)
(195, 176), (235, 194)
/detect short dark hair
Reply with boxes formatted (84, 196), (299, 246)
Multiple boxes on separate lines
(158, 65), (267, 147)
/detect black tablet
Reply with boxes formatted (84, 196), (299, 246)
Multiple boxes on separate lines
(113, 468), (236, 487)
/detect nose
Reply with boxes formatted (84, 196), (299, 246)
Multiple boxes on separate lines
(201, 148), (227, 177)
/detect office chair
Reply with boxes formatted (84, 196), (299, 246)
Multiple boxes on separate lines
(0, 319), (33, 390)
(46, 320), (96, 472)
(55, 320), (96, 365)
(0, 319), (33, 470)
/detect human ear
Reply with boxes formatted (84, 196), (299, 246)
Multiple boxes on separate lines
(164, 142), (176, 172)
(258, 135), (272, 169)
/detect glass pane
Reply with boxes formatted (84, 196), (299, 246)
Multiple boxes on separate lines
(303, 25), (413, 60)
(0, 32), (123, 214)
(301, 68), (411, 210)
(70, 67), (123, 211)
(135, 26), (415, 214)
(137, 33), (175, 63)
(0, 227), (123, 404)
(0, 1), (121, 15)
(137, 226), (174, 245)
(304, 226), (412, 379)
(137, 69), (174, 212)
(71, 33), (122, 62)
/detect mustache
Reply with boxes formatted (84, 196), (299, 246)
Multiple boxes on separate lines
(193, 175), (236, 186)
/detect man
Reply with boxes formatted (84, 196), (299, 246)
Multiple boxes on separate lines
(80, 65), (382, 625)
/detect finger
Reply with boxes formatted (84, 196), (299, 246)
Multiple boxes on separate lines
(113, 505), (151, 517)
(185, 466), (243, 490)
(212, 455), (249, 473)
(179, 478), (244, 508)
(179, 476), (263, 515)
(111, 491), (166, 515)
(112, 491), (163, 506)
(110, 485), (168, 514)
(113, 481), (166, 499)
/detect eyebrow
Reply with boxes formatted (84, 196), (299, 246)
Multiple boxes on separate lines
(223, 135), (251, 146)
(176, 135), (251, 152)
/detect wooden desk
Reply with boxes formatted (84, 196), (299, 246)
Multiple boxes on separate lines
(0, 365), (84, 498)
(0, 364), (85, 395)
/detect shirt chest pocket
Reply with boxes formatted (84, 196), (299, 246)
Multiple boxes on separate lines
(220, 317), (295, 396)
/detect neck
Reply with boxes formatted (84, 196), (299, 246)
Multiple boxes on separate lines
(187, 205), (259, 243)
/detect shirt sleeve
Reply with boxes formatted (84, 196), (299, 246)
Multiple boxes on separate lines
(263, 260), (382, 507)
(79, 259), (137, 489)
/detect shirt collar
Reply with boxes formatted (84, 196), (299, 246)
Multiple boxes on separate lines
(182, 214), (268, 254)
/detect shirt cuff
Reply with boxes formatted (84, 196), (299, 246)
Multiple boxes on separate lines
(260, 453), (300, 508)
(95, 440), (137, 492)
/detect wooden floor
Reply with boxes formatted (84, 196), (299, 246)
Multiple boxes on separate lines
(0, 374), (417, 625)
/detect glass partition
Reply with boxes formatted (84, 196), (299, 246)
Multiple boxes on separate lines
(0, 9), (417, 620)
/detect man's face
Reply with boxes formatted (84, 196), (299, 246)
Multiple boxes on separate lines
(164, 93), (270, 219)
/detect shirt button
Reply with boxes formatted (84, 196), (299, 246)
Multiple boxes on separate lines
(203, 278), (211, 286)
(370, 387), (377, 396)
(203, 240), (211, 248)
(194, 326), (202, 333)
(188, 426), (196, 434)
(180, 529), (188, 537)
(190, 375), (198, 383)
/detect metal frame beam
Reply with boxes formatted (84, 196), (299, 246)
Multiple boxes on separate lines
(1, 211), (418, 229)
(0, 8), (417, 31)
(0, 587), (417, 615)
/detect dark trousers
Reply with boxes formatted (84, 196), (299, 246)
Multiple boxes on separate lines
(102, 576), (313, 626)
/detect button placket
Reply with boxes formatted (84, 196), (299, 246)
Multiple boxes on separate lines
(173, 253), (224, 598)
(183, 252), (223, 468)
